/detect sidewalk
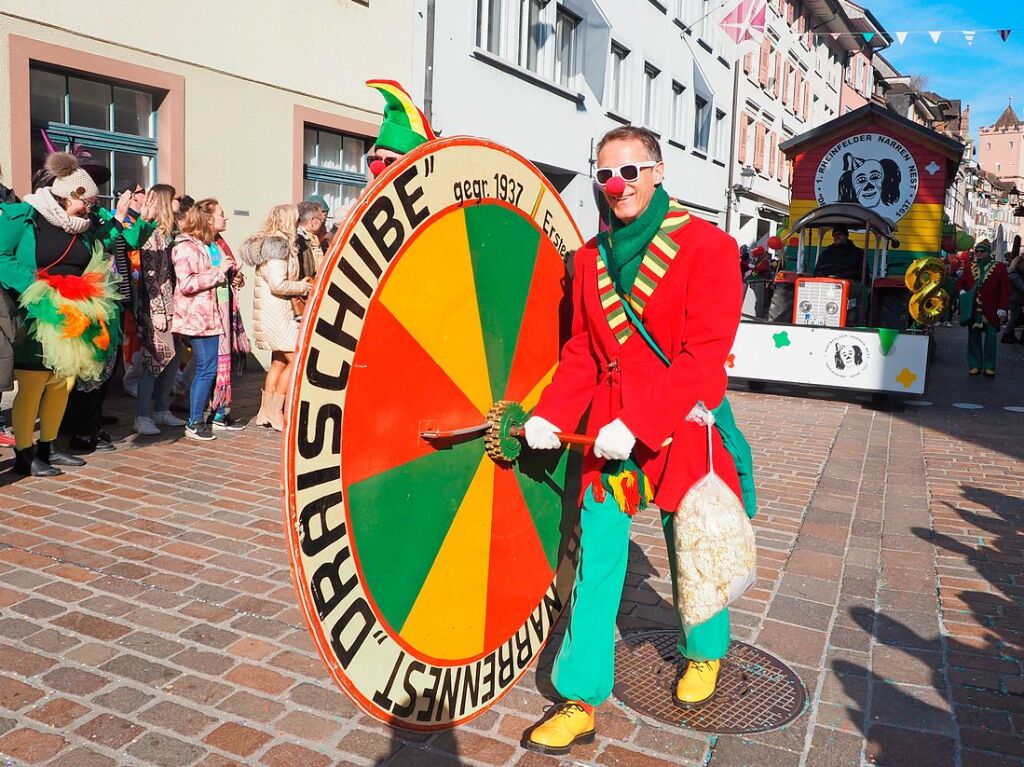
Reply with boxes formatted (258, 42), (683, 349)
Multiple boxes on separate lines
(0, 324), (1021, 767)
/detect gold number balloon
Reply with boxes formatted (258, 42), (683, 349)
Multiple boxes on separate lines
(905, 257), (949, 325)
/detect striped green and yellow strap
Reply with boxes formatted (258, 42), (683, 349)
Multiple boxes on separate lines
(595, 200), (691, 346)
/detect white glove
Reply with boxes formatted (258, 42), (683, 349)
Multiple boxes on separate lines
(997, 309), (1008, 320)
(593, 418), (636, 461)
(523, 416), (561, 450)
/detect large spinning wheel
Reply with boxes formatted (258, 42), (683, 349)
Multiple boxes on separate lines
(284, 137), (585, 729)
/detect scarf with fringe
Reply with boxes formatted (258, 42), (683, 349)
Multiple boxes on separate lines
(24, 188), (92, 235)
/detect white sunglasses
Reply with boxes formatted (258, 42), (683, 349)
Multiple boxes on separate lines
(595, 161), (659, 187)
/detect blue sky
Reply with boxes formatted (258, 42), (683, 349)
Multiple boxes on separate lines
(866, 0), (1023, 151)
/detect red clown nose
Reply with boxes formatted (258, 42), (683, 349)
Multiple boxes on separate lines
(604, 176), (626, 195)
(369, 159), (387, 177)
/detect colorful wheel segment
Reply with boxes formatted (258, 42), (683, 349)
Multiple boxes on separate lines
(341, 201), (578, 664)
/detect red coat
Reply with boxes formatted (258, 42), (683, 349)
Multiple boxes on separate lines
(957, 259), (1010, 328)
(533, 214), (743, 511)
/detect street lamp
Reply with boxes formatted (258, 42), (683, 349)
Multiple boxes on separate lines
(1010, 186), (1024, 218)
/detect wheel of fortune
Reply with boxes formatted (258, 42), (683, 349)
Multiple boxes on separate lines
(283, 136), (585, 730)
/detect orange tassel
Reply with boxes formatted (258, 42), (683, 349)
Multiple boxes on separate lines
(591, 477), (607, 504)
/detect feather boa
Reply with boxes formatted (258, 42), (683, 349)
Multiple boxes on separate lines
(19, 245), (121, 381)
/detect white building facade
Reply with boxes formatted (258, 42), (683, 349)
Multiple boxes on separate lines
(726, 0), (887, 249)
(420, 0), (737, 233)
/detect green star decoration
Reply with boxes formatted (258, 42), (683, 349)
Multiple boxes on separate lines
(772, 331), (791, 349)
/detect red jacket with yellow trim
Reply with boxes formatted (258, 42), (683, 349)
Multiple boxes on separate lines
(956, 260), (1010, 328)
(532, 213), (743, 511)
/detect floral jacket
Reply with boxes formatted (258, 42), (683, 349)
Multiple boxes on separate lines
(170, 234), (226, 337)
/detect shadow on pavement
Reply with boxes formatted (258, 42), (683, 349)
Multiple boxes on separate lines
(831, 486), (1023, 767)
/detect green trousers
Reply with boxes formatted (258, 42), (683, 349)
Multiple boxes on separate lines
(967, 323), (998, 371)
(551, 487), (730, 706)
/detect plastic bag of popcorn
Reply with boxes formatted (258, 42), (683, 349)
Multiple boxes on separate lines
(672, 406), (757, 632)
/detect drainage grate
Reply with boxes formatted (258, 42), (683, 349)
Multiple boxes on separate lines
(612, 630), (807, 734)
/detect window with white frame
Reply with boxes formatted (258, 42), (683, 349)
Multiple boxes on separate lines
(554, 6), (580, 89)
(303, 126), (368, 222)
(608, 43), (630, 114)
(643, 64), (661, 129)
(30, 66), (159, 207)
(698, 0), (712, 41)
(694, 94), (711, 152)
(671, 81), (687, 142)
(477, 0), (512, 56)
(477, 0), (581, 88)
(522, 0), (545, 73)
(712, 109), (729, 161)
(692, 62), (713, 153)
(678, 0), (707, 37)
(714, 109), (727, 161)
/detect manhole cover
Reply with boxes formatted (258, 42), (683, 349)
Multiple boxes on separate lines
(612, 630), (807, 734)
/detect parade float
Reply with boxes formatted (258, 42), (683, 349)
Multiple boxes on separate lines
(728, 103), (965, 395)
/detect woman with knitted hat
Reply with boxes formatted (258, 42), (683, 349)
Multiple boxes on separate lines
(0, 152), (156, 475)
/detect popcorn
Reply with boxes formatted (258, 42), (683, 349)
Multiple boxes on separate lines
(673, 471), (757, 632)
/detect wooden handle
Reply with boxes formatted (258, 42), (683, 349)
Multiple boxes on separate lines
(508, 426), (595, 447)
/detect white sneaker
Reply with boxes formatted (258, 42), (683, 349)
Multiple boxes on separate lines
(134, 416), (161, 436)
(153, 410), (187, 427)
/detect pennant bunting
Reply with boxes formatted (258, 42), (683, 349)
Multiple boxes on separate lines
(793, 28), (1015, 46)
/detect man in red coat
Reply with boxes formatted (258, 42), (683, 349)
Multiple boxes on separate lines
(521, 126), (744, 755)
(957, 239), (1010, 376)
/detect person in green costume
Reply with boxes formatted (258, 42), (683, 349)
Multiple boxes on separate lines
(0, 152), (156, 475)
(520, 126), (753, 756)
(957, 239), (1010, 376)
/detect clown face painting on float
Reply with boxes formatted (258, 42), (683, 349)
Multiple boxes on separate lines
(813, 133), (919, 224)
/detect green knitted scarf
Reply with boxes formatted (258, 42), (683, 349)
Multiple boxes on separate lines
(604, 185), (669, 294)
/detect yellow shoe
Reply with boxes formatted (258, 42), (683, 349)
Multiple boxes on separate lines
(523, 700), (596, 755)
(673, 659), (721, 709)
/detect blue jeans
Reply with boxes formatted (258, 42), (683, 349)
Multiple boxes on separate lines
(187, 335), (219, 425)
(137, 340), (183, 419)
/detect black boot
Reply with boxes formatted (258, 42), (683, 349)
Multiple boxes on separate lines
(12, 446), (62, 477)
(37, 441), (86, 467)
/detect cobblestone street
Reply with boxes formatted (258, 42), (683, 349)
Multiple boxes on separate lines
(1, 324), (1022, 767)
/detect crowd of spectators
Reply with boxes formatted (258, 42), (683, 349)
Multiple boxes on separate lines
(0, 149), (341, 473)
